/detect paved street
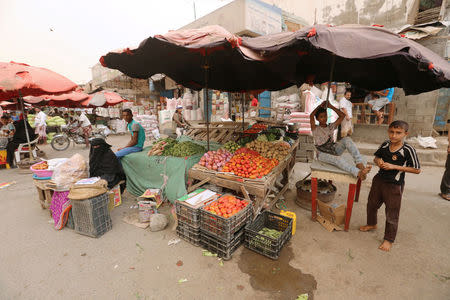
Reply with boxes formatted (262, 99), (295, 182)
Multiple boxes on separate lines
(0, 134), (449, 300)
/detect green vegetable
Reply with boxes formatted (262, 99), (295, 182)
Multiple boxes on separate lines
(249, 227), (283, 248)
(163, 141), (205, 157)
(256, 134), (268, 142)
(222, 141), (240, 153)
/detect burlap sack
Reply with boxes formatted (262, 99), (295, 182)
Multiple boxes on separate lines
(68, 179), (108, 200)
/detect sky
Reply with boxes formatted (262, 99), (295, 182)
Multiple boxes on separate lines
(0, 0), (233, 84)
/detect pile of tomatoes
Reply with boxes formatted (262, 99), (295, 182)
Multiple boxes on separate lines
(203, 195), (248, 218)
(222, 151), (278, 179)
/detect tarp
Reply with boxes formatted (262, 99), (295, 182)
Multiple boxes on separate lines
(121, 136), (222, 202)
(100, 24), (450, 95)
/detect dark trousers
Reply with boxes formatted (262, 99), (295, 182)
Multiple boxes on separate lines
(6, 141), (20, 166)
(367, 175), (404, 243)
(440, 154), (450, 195)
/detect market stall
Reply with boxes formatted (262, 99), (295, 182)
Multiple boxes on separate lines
(188, 138), (299, 212)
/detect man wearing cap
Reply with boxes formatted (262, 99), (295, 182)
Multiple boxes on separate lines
(75, 108), (92, 147)
(173, 105), (190, 137)
(116, 109), (146, 158)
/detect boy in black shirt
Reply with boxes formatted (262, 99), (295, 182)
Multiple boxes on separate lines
(360, 120), (420, 251)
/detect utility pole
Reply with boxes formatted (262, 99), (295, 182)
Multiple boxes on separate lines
(193, 1), (197, 20)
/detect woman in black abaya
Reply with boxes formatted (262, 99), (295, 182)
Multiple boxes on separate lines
(89, 138), (126, 190)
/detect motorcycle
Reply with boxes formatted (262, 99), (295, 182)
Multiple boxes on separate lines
(51, 123), (108, 151)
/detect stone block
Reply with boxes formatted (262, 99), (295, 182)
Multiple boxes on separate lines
(407, 109), (416, 115)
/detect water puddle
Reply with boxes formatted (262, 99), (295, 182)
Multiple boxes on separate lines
(238, 246), (317, 299)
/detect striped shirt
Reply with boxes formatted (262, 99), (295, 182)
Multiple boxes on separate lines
(374, 141), (420, 185)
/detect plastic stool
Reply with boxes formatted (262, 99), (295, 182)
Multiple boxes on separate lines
(0, 149), (10, 169)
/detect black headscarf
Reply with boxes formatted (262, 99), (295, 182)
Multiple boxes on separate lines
(89, 138), (125, 189)
(13, 120), (37, 143)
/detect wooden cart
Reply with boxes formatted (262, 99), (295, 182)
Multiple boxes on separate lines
(187, 139), (299, 213)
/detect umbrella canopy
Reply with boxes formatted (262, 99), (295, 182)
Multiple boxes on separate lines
(100, 24), (450, 95)
(0, 100), (30, 110)
(23, 90), (89, 107)
(81, 91), (126, 107)
(0, 61), (77, 100)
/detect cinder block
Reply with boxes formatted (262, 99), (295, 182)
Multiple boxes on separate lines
(414, 116), (424, 122)
(407, 109), (416, 115)
(423, 116), (433, 123)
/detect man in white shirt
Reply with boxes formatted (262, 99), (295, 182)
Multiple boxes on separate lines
(339, 89), (353, 137)
(75, 109), (92, 147)
(34, 107), (47, 144)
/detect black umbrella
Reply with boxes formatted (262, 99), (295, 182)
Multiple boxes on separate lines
(101, 24), (450, 95)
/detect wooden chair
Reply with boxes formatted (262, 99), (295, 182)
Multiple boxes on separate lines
(310, 154), (362, 231)
(15, 137), (39, 163)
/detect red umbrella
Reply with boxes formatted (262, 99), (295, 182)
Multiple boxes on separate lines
(81, 91), (127, 107)
(0, 61), (77, 101)
(0, 100), (30, 110)
(24, 90), (89, 107)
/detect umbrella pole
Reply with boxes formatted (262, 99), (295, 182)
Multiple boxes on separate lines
(242, 93), (245, 132)
(203, 54), (210, 151)
(325, 54), (336, 109)
(18, 92), (34, 160)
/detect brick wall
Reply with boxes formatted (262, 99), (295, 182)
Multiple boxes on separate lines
(393, 89), (439, 136)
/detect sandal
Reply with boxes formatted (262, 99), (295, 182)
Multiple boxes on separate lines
(439, 193), (450, 201)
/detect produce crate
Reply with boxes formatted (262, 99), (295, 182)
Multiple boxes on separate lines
(176, 220), (201, 246)
(200, 196), (253, 242)
(175, 201), (201, 228)
(71, 193), (112, 238)
(245, 211), (293, 259)
(200, 227), (245, 260)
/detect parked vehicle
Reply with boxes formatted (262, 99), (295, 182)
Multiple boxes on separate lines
(51, 123), (108, 151)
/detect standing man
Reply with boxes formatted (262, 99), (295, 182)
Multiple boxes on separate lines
(116, 109), (145, 158)
(339, 89), (353, 138)
(34, 107), (47, 144)
(439, 130), (450, 201)
(172, 105), (190, 138)
(75, 108), (92, 148)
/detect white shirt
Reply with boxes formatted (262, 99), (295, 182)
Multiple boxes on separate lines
(78, 112), (91, 127)
(339, 97), (353, 119)
(35, 111), (47, 127)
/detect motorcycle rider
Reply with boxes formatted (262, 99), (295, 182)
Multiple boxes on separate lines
(74, 108), (92, 148)
(172, 105), (190, 137)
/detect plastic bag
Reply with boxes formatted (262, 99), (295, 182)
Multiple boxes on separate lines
(149, 213), (168, 232)
(51, 153), (88, 190)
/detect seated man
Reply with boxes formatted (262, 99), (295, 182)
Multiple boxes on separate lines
(365, 88), (394, 125)
(89, 138), (126, 190)
(310, 101), (371, 180)
(116, 109), (145, 159)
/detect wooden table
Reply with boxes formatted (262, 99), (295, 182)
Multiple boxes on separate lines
(187, 140), (299, 213)
(310, 155), (362, 231)
(33, 179), (54, 209)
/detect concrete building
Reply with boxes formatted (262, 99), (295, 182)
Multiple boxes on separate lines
(90, 63), (155, 105)
(263, 0), (449, 137)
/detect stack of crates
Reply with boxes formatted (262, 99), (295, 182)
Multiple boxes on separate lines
(199, 195), (253, 260)
(175, 189), (219, 247)
(175, 201), (202, 246)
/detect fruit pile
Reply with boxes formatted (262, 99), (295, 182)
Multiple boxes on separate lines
(198, 149), (233, 171)
(203, 195), (249, 218)
(245, 140), (290, 161)
(164, 141), (205, 157)
(222, 151), (278, 178)
(33, 161), (48, 170)
(222, 141), (240, 153)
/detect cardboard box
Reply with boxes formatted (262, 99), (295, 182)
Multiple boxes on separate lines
(318, 200), (346, 226)
(177, 189), (219, 209)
